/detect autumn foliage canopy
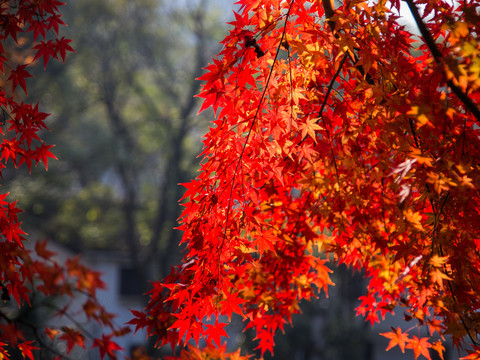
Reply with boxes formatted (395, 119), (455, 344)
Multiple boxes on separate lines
(1, 0), (480, 359)
(130, 0), (480, 359)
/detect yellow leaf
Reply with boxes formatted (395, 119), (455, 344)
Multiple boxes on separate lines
(416, 114), (429, 128)
(427, 172), (451, 193)
(407, 105), (419, 116)
(430, 268), (452, 288)
(429, 255), (449, 268)
(454, 22), (470, 38)
(404, 209), (425, 232)
(409, 148), (434, 167)
(407, 105), (431, 128)
(235, 244), (256, 254)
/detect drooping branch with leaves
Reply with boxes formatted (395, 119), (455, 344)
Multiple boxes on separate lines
(131, 0), (480, 359)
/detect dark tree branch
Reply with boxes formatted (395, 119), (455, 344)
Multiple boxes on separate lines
(403, 0), (480, 123)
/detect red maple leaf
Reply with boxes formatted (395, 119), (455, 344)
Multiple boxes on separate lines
(59, 328), (85, 354)
(8, 65), (33, 94)
(35, 240), (56, 259)
(17, 341), (38, 360)
(55, 37), (75, 62)
(93, 334), (123, 360)
(204, 322), (228, 347)
(33, 40), (56, 69)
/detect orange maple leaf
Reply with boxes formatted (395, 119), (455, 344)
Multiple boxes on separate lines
(300, 117), (322, 141)
(462, 346), (480, 360)
(406, 336), (432, 360)
(430, 268), (452, 289)
(380, 327), (409, 353)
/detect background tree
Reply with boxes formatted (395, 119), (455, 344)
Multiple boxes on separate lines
(130, 0), (480, 359)
(4, 0), (226, 289)
(0, 0), (230, 358)
(0, 2), (127, 358)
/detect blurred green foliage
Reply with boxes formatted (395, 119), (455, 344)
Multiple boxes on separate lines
(4, 0), (226, 281)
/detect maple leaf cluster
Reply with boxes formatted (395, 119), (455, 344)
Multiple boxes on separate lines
(131, 0), (480, 359)
(0, 238), (129, 359)
(0, 1), (128, 359)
